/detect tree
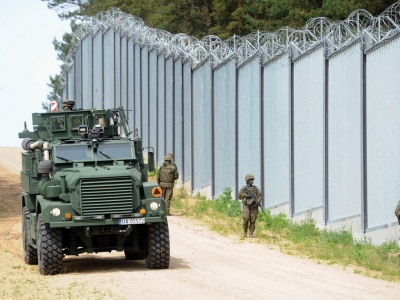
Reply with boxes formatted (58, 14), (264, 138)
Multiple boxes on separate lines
(42, 0), (89, 19)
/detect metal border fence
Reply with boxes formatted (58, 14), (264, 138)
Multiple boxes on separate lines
(60, 2), (400, 244)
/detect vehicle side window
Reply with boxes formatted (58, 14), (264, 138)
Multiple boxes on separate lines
(70, 115), (84, 129)
(50, 116), (66, 131)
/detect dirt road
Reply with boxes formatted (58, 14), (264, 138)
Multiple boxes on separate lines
(1, 147), (400, 299)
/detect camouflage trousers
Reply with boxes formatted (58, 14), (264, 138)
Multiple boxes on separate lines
(161, 187), (173, 211)
(242, 204), (258, 233)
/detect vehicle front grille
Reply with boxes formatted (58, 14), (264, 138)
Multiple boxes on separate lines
(80, 177), (133, 215)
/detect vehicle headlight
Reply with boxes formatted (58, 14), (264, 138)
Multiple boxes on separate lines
(150, 202), (159, 211)
(51, 208), (61, 216)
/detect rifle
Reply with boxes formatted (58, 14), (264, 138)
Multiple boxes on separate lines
(243, 187), (265, 213)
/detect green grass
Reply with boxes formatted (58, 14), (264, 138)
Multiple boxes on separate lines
(172, 187), (400, 281)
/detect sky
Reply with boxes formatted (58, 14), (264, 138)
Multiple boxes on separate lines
(0, 1), (70, 147)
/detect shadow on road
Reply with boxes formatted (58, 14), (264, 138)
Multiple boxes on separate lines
(62, 255), (190, 274)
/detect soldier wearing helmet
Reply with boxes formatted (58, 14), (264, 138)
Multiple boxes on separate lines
(62, 99), (75, 111)
(237, 173), (263, 238)
(157, 153), (179, 216)
(166, 153), (177, 168)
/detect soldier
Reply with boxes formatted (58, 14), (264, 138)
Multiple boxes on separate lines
(395, 201), (400, 224)
(237, 174), (263, 238)
(395, 201), (400, 265)
(62, 99), (75, 111)
(157, 153), (179, 216)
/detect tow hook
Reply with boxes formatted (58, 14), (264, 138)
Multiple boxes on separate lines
(119, 225), (132, 235)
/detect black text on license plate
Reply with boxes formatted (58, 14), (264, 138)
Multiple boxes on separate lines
(119, 218), (145, 225)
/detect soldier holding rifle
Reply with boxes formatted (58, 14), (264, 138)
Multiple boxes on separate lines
(237, 174), (263, 238)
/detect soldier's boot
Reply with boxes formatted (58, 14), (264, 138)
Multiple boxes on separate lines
(167, 209), (171, 216)
(243, 230), (247, 238)
(249, 223), (255, 238)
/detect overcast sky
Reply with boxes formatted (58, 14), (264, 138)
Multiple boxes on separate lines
(0, 1), (70, 147)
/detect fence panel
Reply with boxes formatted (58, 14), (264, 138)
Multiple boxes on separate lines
(141, 46), (149, 147)
(237, 56), (262, 193)
(366, 36), (400, 230)
(157, 54), (166, 164)
(67, 66), (75, 105)
(165, 57), (174, 154)
(74, 45), (82, 108)
(183, 61), (192, 183)
(62, 75), (68, 101)
(214, 61), (236, 197)
(81, 35), (93, 108)
(292, 46), (324, 215)
(327, 43), (363, 222)
(120, 36), (127, 111)
(149, 50), (158, 160)
(126, 39), (135, 131)
(114, 31), (121, 108)
(192, 61), (212, 194)
(174, 58), (183, 178)
(263, 53), (291, 208)
(93, 31), (103, 109)
(103, 29), (115, 108)
(134, 44), (141, 136)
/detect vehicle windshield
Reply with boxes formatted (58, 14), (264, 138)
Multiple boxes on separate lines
(54, 142), (135, 163)
(97, 143), (135, 161)
(55, 144), (91, 162)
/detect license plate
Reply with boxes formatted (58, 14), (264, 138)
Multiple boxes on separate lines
(119, 218), (145, 225)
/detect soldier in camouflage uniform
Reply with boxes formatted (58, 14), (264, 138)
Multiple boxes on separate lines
(395, 201), (400, 265)
(157, 154), (179, 216)
(395, 201), (400, 225)
(237, 174), (263, 238)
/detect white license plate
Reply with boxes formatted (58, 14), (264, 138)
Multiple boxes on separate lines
(119, 218), (145, 225)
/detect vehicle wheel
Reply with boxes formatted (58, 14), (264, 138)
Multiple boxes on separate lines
(22, 207), (38, 265)
(145, 222), (170, 269)
(37, 213), (63, 275)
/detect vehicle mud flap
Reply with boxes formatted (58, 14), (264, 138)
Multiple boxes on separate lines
(23, 207), (38, 265)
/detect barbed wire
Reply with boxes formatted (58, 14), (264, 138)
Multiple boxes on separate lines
(59, 2), (400, 88)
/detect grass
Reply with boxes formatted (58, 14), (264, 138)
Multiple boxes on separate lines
(171, 186), (400, 282)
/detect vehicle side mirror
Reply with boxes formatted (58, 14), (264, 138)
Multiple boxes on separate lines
(148, 151), (155, 172)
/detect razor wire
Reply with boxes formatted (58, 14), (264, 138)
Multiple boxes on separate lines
(59, 2), (400, 88)
(367, 1), (400, 44)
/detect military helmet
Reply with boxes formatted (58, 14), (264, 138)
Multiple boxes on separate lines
(245, 174), (255, 181)
(62, 99), (75, 109)
(164, 154), (173, 161)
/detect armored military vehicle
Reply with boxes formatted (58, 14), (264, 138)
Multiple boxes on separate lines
(19, 107), (169, 275)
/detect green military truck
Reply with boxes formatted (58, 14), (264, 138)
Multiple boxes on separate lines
(19, 107), (169, 275)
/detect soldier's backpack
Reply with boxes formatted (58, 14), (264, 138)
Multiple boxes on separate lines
(159, 165), (175, 183)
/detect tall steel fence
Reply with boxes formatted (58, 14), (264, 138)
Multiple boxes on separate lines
(60, 2), (400, 238)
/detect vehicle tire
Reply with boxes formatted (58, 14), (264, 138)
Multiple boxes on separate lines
(37, 213), (63, 275)
(22, 207), (38, 265)
(145, 222), (170, 269)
